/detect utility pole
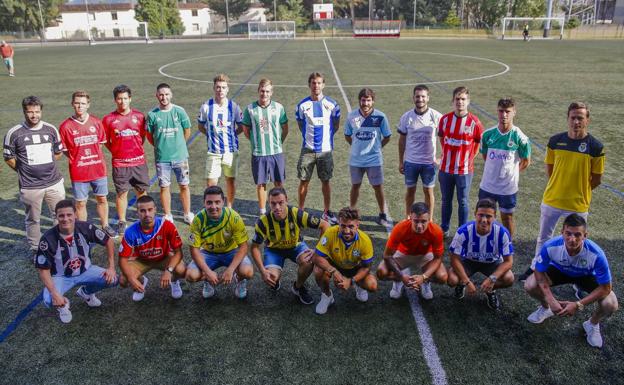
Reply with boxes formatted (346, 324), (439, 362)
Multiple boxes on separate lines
(274, 0), (277, 21)
(36, 0), (46, 41)
(413, 0), (416, 29)
(85, 0), (93, 43)
(544, 0), (553, 37)
(225, 0), (230, 37)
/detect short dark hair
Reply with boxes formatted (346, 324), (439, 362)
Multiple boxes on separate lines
(156, 83), (171, 92)
(136, 195), (155, 206)
(413, 84), (429, 94)
(498, 97), (515, 109)
(358, 88), (375, 101)
(204, 186), (224, 200)
(452, 86), (469, 98)
(567, 101), (590, 118)
(411, 202), (430, 216)
(338, 207), (359, 221)
(475, 198), (497, 212)
(55, 199), (76, 213)
(563, 213), (587, 229)
(113, 84), (132, 98)
(308, 72), (324, 85)
(268, 186), (287, 198)
(22, 96), (43, 112)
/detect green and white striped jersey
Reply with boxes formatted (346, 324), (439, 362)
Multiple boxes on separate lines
(242, 101), (288, 156)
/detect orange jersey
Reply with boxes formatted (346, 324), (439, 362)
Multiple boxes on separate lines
(386, 220), (444, 257)
(0, 44), (13, 58)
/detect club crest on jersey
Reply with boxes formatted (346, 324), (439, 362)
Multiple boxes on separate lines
(507, 139), (515, 148)
(89, 126), (96, 133)
(578, 143), (587, 153)
(39, 240), (49, 251)
(118, 244), (124, 253)
(223, 230), (232, 239)
(421, 240), (429, 247)
(68, 258), (82, 270)
(353, 249), (361, 257)
(310, 216), (320, 226)
(189, 233), (196, 243)
(132, 116), (138, 124)
(321, 236), (328, 246)
(580, 259), (588, 267)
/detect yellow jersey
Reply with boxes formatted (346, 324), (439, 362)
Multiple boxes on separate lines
(188, 207), (248, 253)
(542, 132), (604, 212)
(315, 226), (374, 270)
(252, 206), (321, 249)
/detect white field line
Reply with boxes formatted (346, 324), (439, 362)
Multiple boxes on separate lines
(322, 39), (351, 113)
(322, 39), (447, 385)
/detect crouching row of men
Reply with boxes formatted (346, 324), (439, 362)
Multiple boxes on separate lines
(35, 186), (617, 348)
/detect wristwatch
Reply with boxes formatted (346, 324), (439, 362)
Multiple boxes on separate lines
(167, 266), (175, 274)
(327, 268), (336, 277)
(576, 301), (585, 311)
(488, 275), (498, 283)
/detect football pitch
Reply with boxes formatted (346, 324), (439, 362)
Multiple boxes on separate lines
(1, 38), (623, 385)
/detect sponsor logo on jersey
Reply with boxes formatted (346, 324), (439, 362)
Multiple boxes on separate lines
(310, 216), (320, 226)
(39, 240), (49, 251)
(321, 236), (328, 246)
(37, 254), (47, 265)
(355, 131), (375, 141)
(95, 228), (106, 240)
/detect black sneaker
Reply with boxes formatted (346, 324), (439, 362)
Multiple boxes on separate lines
(116, 221), (127, 237)
(486, 291), (500, 310)
(270, 279), (281, 291)
(103, 225), (118, 239)
(376, 212), (390, 227)
(291, 283), (314, 305)
(518, 268), (533, 282)
(454, 284), (466, 299)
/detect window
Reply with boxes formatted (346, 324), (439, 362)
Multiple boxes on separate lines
(89, 12), (96, 21)
(192, 9), (198, 17)
(113, 28), (120, 37)
(111, 11), (118, 21)
(192, 23), (200, 32)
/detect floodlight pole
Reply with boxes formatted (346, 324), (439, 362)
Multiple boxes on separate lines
(85, 0), (93, 43)
(413, 0), (416, 29)
(225, 0), (230, 38)
(36, 0), (46, 41)
(274, 0), (277, 21)
(369, 0), (372, 22)
(391, 6), (394, 20)
(544, 0), (553, 37)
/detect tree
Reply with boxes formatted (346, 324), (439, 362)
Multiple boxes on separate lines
(0, 0), (63, 38)
(277, 0), (308, 26)
(444, 8), (461, 27)
(206, 0), (250, 20)
(135, 0), (185, 37)
(333, 0), (368, 22)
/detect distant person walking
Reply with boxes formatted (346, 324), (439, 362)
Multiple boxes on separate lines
(0, 40), (14, 77)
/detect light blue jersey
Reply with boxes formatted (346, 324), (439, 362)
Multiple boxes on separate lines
(344, 108), (391, 167)
(535, 236), (611, 284)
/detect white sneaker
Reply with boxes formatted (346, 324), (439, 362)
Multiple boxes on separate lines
(170, 280), (183, 299)
(202, 281), (215, 298)
(233, 275), (248, 299)
(583, 320), (603, 348)
(389, 281), (404, 299)
(183, 212), (195, 225)
(132, 276), (148, 302)
(76, 286), (102, 307)
(354, 282), (369, 302)
(164, 214), (174, 222)
(315, 291), (335, 315)
(57, 301), (72, 324)
(420, 282), (433, 300)
(527, 305), (554, 324)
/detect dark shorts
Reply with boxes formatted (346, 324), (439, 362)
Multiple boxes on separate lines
(329, 259), (361, 278)
(478, 188), (517, 214)
(461, 259), (501, 278)
(252, 154), (285, 185)
(113, 164), (150, 193)
(404, 161), (436, 188)
(544, 265), (599, 292)
(297, 148), (333, 181)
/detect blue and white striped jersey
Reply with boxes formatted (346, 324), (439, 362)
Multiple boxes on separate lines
(535, 236), (611, 284)
(197, 98), (242, 154)
(450, 221), (513, 263)
(295, 96), (340, 153)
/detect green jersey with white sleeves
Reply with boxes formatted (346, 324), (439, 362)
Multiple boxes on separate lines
(480, 125), (531, 195)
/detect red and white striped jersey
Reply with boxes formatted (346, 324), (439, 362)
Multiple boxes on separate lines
(437, 112), (483, 175)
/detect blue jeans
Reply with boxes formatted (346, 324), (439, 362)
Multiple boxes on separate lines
(438, 171), (473, 232)
(42, 265), (118, 307)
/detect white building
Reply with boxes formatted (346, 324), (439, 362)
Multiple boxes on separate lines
(178, 3), (212, 35)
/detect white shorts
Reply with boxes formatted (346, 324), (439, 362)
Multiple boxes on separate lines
(392, 250), (434, 270)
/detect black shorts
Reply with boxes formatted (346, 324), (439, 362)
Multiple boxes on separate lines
(461, 259), (501, 278)
(329, 259), (362, 278)
(113, 164), (150, 193)
(544, 266), (599, 292)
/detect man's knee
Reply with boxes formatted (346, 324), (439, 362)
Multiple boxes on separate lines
(600, 292), (619, 315)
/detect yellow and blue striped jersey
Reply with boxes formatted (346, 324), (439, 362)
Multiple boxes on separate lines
(188, 207), (248, 253)
(252, 207), (321, 250)
(315, 226), (374, 270)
